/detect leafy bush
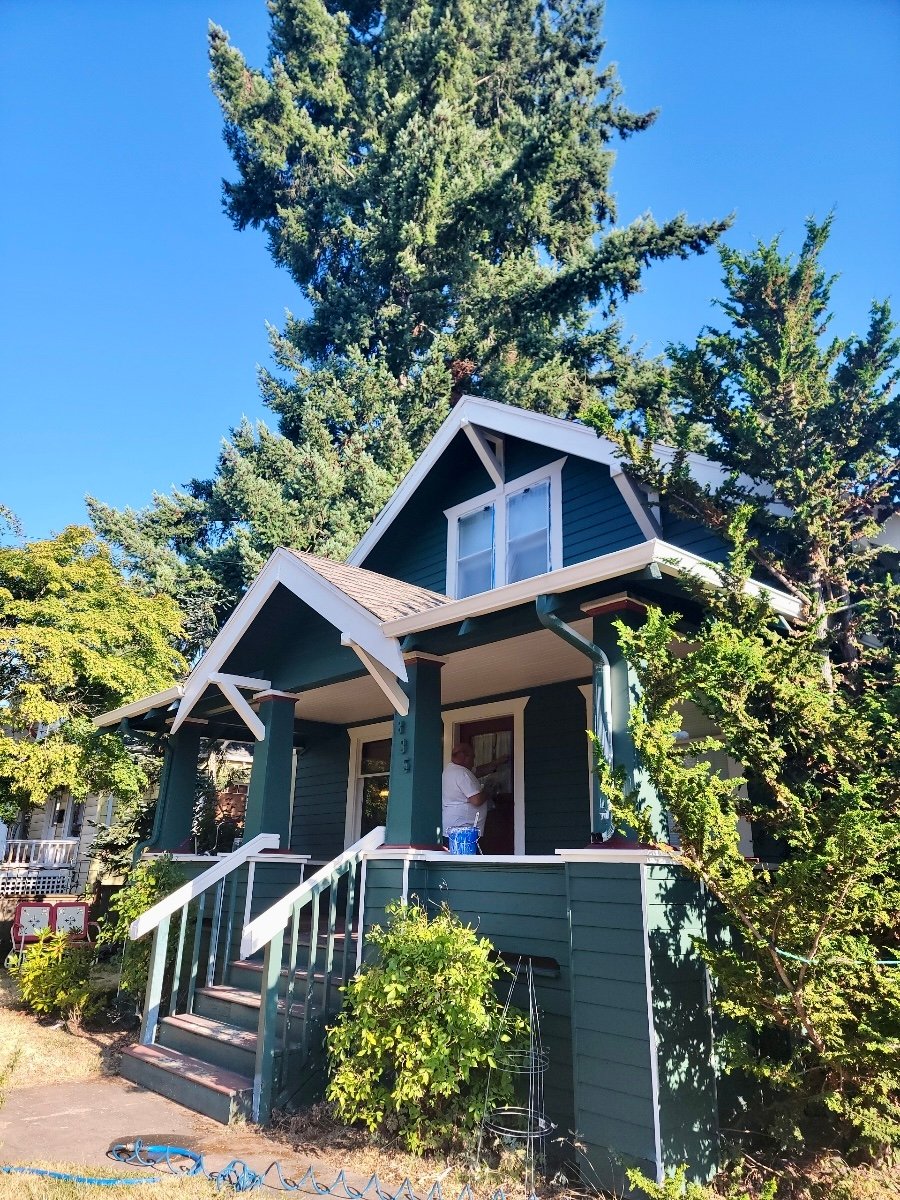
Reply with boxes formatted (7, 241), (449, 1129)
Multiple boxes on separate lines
(96, 853), (185, 998)
(10, 930), (96, 1025)
(327, 901), (526, 1153)
(627, 1165), (776, 1200)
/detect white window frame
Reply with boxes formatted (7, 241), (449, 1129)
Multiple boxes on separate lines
(444, 458), (566, 600)
(344, 720), (394, 848)
(441, 697), (529, 855)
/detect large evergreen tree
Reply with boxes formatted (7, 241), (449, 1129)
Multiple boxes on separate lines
(592, 220), (900, 1156)
(91, 0), (727, 650)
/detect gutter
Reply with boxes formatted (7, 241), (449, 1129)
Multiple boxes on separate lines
(535, 595), (614, 842)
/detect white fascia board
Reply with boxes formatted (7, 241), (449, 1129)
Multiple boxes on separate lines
(382, 540), (661, 635)
(557, 847), (671, 865)
(381, 537), (802, 637)
(92, 686), (184, 729)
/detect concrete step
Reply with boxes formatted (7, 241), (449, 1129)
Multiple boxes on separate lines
(119, 1043), (252, 1125)
(157, 1012), (265, 1078)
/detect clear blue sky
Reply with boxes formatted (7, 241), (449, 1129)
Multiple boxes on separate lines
(1, 1), (898, 540)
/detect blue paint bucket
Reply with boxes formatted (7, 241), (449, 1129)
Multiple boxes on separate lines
(448, 825), (479, 855)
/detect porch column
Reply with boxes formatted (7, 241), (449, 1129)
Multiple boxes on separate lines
(591, 609), (666, 841)
(148, 721), (204, 852)
(243, 693), (297, 845)
(385, 655), (445, 847)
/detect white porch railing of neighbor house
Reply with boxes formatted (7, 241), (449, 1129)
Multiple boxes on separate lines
(0, 838), (80, 896)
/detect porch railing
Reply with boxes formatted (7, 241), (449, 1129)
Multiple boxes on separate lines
(240, 824), (386, 1122)
(132, 832), (280, 1045)
(2, 838), (79, 867)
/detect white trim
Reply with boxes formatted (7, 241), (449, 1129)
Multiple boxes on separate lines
(344, 719), (394, 849)
(93, 686), (183, 729)
(610, 465), (661, 540)
(362, 848), (560, 865)
(384, 538), (803, 638)
(462, 420), (504, 487)
(441, 696), (529, 855)
(343, 640), (409, 716)
(444, 458), (566, 600)
(640, 862), (664, 1181)
(556, 847), (671, 864)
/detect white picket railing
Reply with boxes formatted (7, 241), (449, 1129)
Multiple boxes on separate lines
(2, 838), (79, 867)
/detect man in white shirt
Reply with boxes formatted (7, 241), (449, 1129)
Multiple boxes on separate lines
(441, 743), (487, 840)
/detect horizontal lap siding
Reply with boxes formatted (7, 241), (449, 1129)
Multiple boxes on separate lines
(425, 861), (574, 1136)
(566, 862), (658, 1190)
(524, 682), (591, 853)
(661, 511), (731, 563)
(290, 729), (350, 860)
(562, 459), (645, 565)
(645, 866), (718, 1181)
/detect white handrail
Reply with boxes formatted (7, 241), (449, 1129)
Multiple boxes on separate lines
(3, 838), (79, 867)
(241, 826), (385, 958)
(129, 832), (279, 940)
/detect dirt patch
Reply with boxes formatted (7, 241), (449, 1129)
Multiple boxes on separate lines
(0, 971), (137, 1091)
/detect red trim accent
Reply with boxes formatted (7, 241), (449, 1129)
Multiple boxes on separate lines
(582, 596), (648, 618)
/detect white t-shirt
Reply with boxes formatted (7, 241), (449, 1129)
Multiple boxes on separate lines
(441, 763), (485, 835)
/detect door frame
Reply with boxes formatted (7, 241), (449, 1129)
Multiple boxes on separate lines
(344, 720), (393, 848)
(441, 697), (529, 855)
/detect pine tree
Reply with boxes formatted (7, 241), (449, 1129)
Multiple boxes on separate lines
(90, 0), (727, 649)
(591, 220), (900, 1155)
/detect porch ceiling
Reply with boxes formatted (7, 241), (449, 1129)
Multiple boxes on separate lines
(290, 620), (594, 725)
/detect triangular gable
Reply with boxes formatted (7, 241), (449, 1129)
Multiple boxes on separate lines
(166, 548), (422, 735)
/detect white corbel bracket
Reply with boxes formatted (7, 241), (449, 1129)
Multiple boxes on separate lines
(461, 420), (504, 488)
(342, 637), (409, 716)
(170, 671), (271, 740)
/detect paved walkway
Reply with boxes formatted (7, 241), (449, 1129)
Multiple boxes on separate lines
(0, 1076), (349, 1188)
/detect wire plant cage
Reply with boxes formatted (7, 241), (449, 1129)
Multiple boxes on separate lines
(477, 957), (556, 1190)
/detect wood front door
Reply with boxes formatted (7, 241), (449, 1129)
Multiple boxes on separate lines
(456, 716), (515, 854)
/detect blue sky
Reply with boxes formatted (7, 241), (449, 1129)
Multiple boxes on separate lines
(1, 1), (898, 540)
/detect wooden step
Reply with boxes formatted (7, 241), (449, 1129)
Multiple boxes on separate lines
(194, 983), (305, 1031)
(120, 1043), (252, 1124)
(158, 1012), (260, 1077)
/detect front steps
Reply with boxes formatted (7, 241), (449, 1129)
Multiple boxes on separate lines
(120, 944), (353, 1124)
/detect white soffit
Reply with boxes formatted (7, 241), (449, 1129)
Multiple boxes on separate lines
(93, 685), (184, 729)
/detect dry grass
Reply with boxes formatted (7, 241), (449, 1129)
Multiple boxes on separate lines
(273, 1102), (574, 1198)
(0, 1164), (220, 1199)
(0, 970), (134, 1091)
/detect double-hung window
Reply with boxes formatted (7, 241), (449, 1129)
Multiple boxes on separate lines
(445, 459), (565, 599)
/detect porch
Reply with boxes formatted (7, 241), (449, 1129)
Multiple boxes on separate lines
(0, 838), (80, 897)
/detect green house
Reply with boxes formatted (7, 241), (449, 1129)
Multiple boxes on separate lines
(96, 396), (801, 1191)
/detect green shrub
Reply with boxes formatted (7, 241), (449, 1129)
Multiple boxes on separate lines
(327, 901), (527, 1153)
(96, 853), (186, 998)
(626, 1166), (777, 1200)
(10, 930), (96, 1025)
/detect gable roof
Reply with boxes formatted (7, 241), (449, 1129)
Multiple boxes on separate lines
(347, 393), (737, 568)
(289, 551), (448, 622)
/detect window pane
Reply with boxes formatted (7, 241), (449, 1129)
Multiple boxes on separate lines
(361, 738), (391, 776)
(506, 482), (549, 583)
(361, 776), (389, 835)
(457, 505), (494, 597)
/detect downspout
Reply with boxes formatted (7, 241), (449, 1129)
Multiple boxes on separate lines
(535, 596), (615, 842)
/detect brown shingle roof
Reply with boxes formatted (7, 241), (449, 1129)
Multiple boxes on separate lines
(289, 551), (450, 623)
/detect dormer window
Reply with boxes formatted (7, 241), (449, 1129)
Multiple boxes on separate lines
(445, 459), (565, 599)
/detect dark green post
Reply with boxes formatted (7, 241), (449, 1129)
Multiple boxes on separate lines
(244, 693), (296, 844)
(147, 721), (203, 852)
(385, 655), (444, 846)
(591, 607), (666, 840)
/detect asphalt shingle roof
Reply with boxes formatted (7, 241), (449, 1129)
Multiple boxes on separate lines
(289, 551), (450, 623)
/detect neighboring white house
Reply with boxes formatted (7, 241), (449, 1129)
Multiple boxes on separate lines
(0, 790), (115, 897)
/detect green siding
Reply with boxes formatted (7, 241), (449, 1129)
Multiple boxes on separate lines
(661, 509), (731, 564)
(290, 727), (350, 860)
(523, 682), (592, 854)
(562, 457), (645, 565)
(645, 865), (719, 1181)
(565, 861), (658, 1193)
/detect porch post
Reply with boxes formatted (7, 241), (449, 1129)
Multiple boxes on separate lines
(591, 611), (666, 841)
(147, 721), (204, 852)
(243, 693), (297, 845)
(385, 655), (445, 847)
